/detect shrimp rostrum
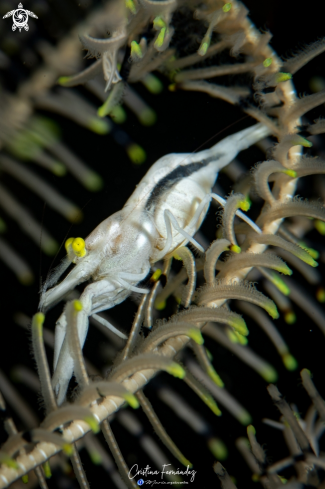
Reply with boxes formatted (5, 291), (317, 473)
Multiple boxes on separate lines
(40, 123), (269, 404)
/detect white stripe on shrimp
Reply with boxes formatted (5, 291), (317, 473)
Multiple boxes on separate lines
(40, 123), (269, 404)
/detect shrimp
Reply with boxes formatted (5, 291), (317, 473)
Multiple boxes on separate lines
(40, 122), (269, 404)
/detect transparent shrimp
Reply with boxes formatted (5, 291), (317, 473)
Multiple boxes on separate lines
(39, 122), (269, 404)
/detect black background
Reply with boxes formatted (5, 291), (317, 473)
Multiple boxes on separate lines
(1, 0), (325, 487)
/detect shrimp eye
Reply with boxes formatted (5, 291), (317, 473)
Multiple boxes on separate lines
(72, 238), (87, 257)
(65, 237), (87, 263)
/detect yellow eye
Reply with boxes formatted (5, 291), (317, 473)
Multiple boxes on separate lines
(72, 238), (87, 257)
(65, 237), (87, 262)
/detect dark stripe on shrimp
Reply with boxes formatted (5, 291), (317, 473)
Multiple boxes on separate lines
(145, 154), (223, 211)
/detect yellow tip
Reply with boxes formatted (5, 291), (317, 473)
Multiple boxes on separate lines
(263, 58), (272, 67)
(284, 311), (296, 324)
(276, 72), (292, 83)
(130, 40), (143, 59)
(22, 475), (29, 484)
(261, 365), (278, 382)
(207, 366), (224, 387)
(223, 2), (232, 12)
(208, 438), (228, 459)
(126, 143), (146, 164)
(84, 416), (100, 434)
(283, 169), (297, 178)
(139, 108), (156, 126)
(230, 317), (249, 336)
(73, 300), (83, 312)
(125, 0), (137, 14)
(188, 328), (204, 345)
(230, 244), (241, 254)
(315, 219), (325, 235)
(155, 27), (167, 49)
(82, 172), (103, 191)
(43, 461), (52, 479)
(247, 424), (256, 436)
(124, 393), (140, 409)
(155, 300), (167, 310)
(316, 287), (325, 303)
(167, 363), (186, 379)
(57, 76), (71, 86)
(239, 199), (251, 211)
(88, 118), (111, 134)
(62, 443), (74, 456)
(33, 312), (45, 327)
(282, 353), (298, 371)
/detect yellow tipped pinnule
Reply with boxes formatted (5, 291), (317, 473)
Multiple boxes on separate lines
(33, 312), (45, 327)
(247, 424), (256, 436)
(84, 416), (100, 434)
(223, 3), (232, 12)
(155, 299), (166, 310)
(167, 363), (186, 379)
(208, 438), (228, 459)
(43, 461), (52, 479)
(269, 272), (290, 295)
(230, 317), (249, 336)
(126, 0), (137, 14)
(284, 311), (296, 324)
(87, 117), (111, 135)
(283, 169), (297, 178)
(188, 328), (204, 345)
(126, 143), (146, 164)
(124, 393), (140, 409)
(263, 58), (272, 67)
(57, 76), (71, 86)
(73, 300), (83, 312)
(276, 72), (292, 83)
(0, 454), (19, 469)
(83, 171), (103, 191)
(266, 302), (279, 319)
(315, 219), (325, 235)
(239, 411), (252, 426)
(261, 365), (278, 383)
(282, 353), (298, 371)
(234, 331), (248, 345)
(72, 237), (86, 257)
(207, 366), (224, 387)
(276, 263), (292, 276)
(198, 35), (211, 56)
(22, 475), (29, 484)
(316, 287), (325, 303)
(230, 244), (241, 254)
(62, 443), (74, 456)
(239, 199), (251, 212)
(89, 450), (102, 465)
(131, 40), (143, 59)
(300, 244), (319, 260)
(151, 269), (162, 282)
(292, 136), (313, 148)
(142, 73), (163, 94)
(153, 16), (166, 29)
(139, 108), (157, 126)
(155, 27), (167, 49)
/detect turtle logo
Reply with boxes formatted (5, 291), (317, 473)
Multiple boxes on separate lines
(3, 3), (38, 32)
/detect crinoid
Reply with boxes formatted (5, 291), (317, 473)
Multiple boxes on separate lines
(0, 1), (325, 488)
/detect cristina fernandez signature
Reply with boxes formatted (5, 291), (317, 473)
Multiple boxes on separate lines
(128, 464), (197, 482)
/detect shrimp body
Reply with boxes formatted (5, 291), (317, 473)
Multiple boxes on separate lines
(40, 122), (269, 403)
